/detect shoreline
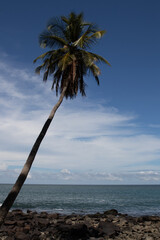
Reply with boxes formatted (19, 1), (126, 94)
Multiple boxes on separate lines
(0, 209), (160, 239)
(10, 208), (160, 218)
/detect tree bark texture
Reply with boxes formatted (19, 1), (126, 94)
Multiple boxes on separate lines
(0, 85), (68, 226)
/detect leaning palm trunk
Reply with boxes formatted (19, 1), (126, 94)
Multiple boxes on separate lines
(0, 85), (68, 226)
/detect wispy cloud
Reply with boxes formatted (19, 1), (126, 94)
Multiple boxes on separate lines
(135, 171), (160, 182)
(149, 124), (160, 128)
(0, 58), (160, 184)
(1, 168), (160, 184)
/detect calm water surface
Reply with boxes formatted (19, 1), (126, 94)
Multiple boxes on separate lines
(0, 184), (160, 216)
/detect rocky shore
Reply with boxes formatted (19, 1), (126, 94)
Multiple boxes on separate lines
(0, 209), (160, 239)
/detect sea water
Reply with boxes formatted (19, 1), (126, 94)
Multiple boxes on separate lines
(0, 184), (160, 216)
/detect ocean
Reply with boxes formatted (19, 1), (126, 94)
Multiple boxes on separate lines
(0, 184), (160, 216)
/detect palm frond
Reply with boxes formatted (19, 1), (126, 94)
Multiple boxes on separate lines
(81, 50), (110, 67)
(61, 16), (69, 24)
(58, 52), (72, 71)
(73, 25), (94, 48)
(46, 17), (66, 39)
(89, 52), (111, 66)
(73, 29), (106, 49)
(35, 61), (47, 74)
(90, 63), (101, 76)
(35, 66), (42, 74)
(43, 70), (49, 81)
(33, 51), (53, 63)
(80, 50), (95, 66)
(53, 69), (62, 95)
(34, 12), (110, 99)
(95, 76), (100, 85)
(88, 30), (106, 40)
(39, 32), (68, 48)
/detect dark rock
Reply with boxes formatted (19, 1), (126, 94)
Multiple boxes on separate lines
(12, 209), (23, 214)
(7, 229), (17, 236)
(23, 224), (31, 233)
(49, 213), (59, 219)
(16, 220), (25, 227)
(15, 231), (30, 240)
(139, 215), (160, 222)
(4, 220), (16, 225)
(40, 211), (48, 217)
(27, 210), (37, 217)
(57, 223), (89, 240)
(125, 216), (137, 224)
(14, 227), (24, 233)
(98, 221), (120, 236)
(37, 217), (50, 227)
(104, 209), (118, 216)
(118, 213), (128, 217)
(57, 218), (66, 224)
(0, 209), (159, 240)
(88, 226), (100, 237)
(5, 237), (15, 240)
(31, 229), (41, 237)
(26, 210), (32, 214)
(45, 226), (58, 235)
(0, 225), (12, 233)
(88, 212), (101, 218)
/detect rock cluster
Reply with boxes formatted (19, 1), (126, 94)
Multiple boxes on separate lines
(0, 209), (160, 239)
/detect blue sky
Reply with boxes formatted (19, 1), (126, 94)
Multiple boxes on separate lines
(0, 0), (160, 184)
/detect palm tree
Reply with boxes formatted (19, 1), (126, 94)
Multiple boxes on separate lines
(0, 12), (110, 225)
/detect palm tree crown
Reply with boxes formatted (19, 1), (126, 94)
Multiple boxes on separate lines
(34, 12), (110, 99)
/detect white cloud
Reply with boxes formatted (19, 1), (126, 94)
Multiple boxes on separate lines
(61, 169), (71, 174)
(0, 58), (160, 184)
(135, 171), (160, 181)
(149, 124), (160, 128)
(0, 163), (7, 171)
(1, 167), (159, 184)
(85, 172), (123, 182)
(0, 77), (26, 99)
